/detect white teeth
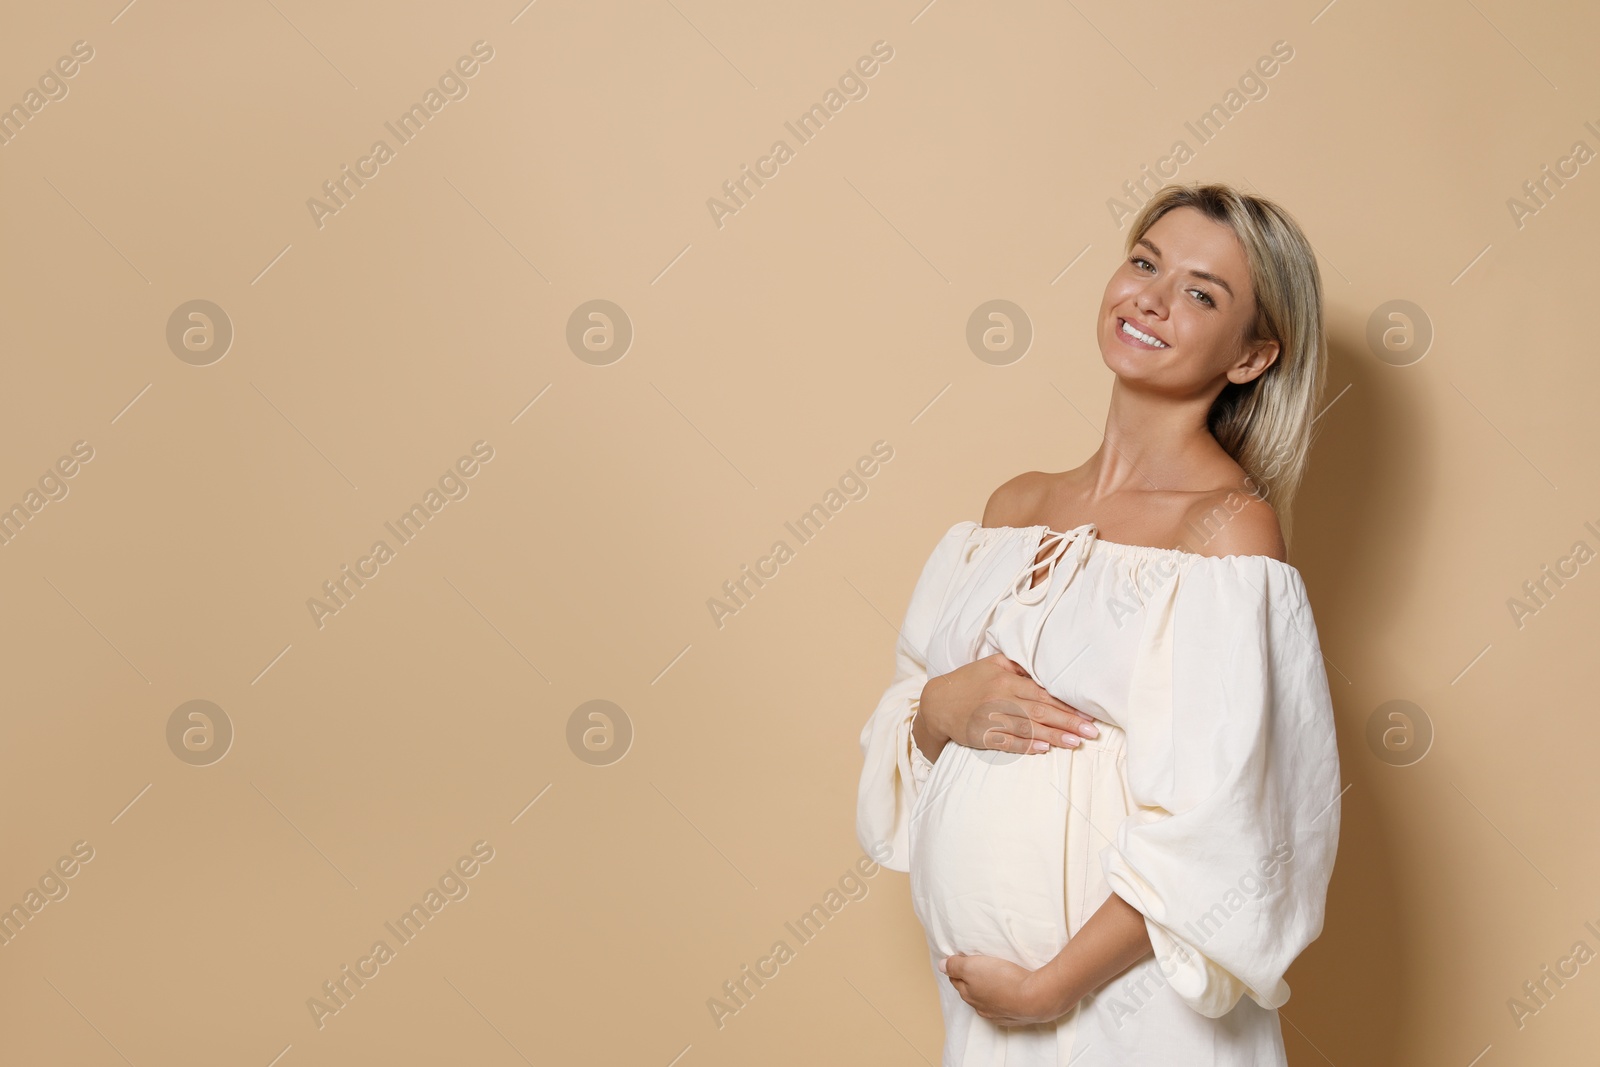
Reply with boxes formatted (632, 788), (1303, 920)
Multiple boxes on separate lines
(1121, 320), (1167, 347)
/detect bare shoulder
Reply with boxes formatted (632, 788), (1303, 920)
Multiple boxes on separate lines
(981, 470), (1051, 529)
(1178, 488), (1287, 562)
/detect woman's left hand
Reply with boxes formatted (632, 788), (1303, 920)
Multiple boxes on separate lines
(939, 953), (1067, 1026)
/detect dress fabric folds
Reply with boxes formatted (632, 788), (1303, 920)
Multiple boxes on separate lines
(856, 520), (1342, 1066)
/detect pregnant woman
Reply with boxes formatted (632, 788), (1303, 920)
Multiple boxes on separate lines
(857, 182), (1342, 1065)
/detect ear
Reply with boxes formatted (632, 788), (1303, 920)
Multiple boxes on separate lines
(1228, 337), (1280, 385)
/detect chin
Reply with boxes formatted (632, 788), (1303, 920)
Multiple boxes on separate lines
(1101, 350), (1145, 383)
(1097, 324), (1141, 379)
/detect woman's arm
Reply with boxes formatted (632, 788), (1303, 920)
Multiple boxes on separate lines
(1032, 891), (1154, 1013)
(940, 891), (1153, 1025)
(910, 694), (949, 764)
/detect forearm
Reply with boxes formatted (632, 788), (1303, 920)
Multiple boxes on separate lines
(1031, 890), (1154, 1015)
(911, 681), (949, 764)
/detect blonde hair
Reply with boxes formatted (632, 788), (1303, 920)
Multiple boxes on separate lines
(1123, 182), (1327, 544)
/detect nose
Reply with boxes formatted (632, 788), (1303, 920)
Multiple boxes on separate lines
(1134, 283), (1167, 317)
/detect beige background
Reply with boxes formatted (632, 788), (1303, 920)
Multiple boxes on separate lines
(2, 0), (1597, 1063)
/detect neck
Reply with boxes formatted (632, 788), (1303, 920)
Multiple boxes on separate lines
(1085, 378), (1225, 496)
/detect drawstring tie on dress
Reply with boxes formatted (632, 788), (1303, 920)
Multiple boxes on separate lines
(969, 523), (1099, 665)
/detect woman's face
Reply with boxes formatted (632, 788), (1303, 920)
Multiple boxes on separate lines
(1097, 205), (1279, 396)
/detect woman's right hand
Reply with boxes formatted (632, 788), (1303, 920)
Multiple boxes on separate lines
(913, 653), (1099, 763)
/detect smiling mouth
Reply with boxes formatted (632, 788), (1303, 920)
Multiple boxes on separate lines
(1117, 317), (1169, 349)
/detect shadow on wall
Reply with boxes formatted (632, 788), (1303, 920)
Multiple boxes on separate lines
(1284, 323), (1436, 1066)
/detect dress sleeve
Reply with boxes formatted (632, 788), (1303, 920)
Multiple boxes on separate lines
(855, 522), (975, 873)
(1099, 556), (1342, 1018)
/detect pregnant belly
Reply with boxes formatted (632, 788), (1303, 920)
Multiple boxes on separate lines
(908, 743), (1072, 970)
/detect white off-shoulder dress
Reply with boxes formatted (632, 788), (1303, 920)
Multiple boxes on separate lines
(857, 520), (1342, 1066)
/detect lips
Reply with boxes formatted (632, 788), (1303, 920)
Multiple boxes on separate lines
(1116, 316), (1169, 350)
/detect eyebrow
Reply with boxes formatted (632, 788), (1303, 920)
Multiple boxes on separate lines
(1133, 238), (1235, 300)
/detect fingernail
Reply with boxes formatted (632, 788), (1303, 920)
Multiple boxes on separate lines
(1082, 723), (1099, 737)
(1031, 739), (1049, 753)
(1064, 736), (1080, 747)
(937, 958), (948, 973)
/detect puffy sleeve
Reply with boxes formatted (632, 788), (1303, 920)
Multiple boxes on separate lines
(1099, 556), (1342, 1018)
(855, 522), (974, 873)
